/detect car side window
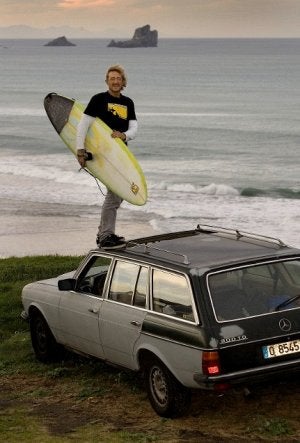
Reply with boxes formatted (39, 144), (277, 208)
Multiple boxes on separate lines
(109, 261), (147, 306)
(77, 256), (112, 296)
(152, 269), (195, 322)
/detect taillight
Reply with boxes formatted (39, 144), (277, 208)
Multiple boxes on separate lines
(202, 351), (221, 376)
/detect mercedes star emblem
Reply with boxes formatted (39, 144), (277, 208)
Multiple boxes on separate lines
(279, 318), (292, 332)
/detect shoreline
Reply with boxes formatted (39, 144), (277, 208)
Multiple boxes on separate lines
(0, 199), (157, 258)
(1, 195), (299, 258)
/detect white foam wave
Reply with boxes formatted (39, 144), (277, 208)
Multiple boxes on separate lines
(0, 151), (298, 248)
(144, 193), (300, 248)
(0, 154), (93, 185)
(0, 107), (44, 117)
(0, 168), (299, 249)
(150, 181), (239, 196)
(0, 152), (240, 199)
(198, 183), (239, 196)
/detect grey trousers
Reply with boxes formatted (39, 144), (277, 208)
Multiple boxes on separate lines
(98, 189), (123, 241)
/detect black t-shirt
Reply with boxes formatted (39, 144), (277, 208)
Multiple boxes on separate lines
(84, 91), (136, 133)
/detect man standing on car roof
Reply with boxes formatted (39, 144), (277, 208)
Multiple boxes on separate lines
(76, 64), (138, 249)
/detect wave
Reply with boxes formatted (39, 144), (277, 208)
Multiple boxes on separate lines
(0, 151), (298, 203)
(150, 182), (239, 196)
(241, 187), (300, 200)
(151, 182), (300, 200)
(0, 107), (44, 117)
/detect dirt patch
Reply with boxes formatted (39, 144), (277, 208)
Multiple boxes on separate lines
(1, 372), (299, 442)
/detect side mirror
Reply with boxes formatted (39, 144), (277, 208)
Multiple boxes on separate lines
(58, 278), (76, 291)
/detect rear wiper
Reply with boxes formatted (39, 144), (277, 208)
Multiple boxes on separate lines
(275, 293), (300, 311)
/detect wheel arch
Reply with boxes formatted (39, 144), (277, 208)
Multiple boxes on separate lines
(29, 305), (64, 362)
(137, 347), (176, 379)
(28, 304), (59, 342)
(140, 348), (192, 418)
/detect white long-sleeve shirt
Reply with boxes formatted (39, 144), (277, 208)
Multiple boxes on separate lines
(76, 114), (138, 150)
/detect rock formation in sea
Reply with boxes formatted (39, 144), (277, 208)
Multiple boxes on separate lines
(44, 36), (76, 47)
(107, 25), (158, 48)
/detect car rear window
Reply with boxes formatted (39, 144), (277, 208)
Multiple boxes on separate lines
(208, 259), (300, 321)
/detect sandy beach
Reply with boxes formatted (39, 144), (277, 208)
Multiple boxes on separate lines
(0, 199), (157, 258)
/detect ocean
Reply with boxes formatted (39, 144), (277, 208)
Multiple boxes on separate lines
(0, 38), (299, 247)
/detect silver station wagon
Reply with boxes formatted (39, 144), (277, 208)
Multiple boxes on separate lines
(21, 225), (300, 417)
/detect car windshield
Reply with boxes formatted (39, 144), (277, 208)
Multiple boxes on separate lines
(208, 259), (300, 321)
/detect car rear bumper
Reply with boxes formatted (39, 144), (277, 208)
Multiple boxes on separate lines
(194, 357), (300, 388)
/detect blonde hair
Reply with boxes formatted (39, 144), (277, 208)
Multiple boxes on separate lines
(106, 64), (127, 89)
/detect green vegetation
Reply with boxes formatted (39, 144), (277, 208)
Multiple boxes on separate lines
(247, 415), (294, 437)
(0, 255), (159, 442)
(0, 256), (299, 442)
(0, 255), (83, 339)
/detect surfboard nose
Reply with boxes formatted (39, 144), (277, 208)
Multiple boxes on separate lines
(44, 93), (74, 134)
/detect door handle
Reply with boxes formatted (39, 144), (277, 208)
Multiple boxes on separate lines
(130, 320), (141, 327)
(88, 308), (99, 314)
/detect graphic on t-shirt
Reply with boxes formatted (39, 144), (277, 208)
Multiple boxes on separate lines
(108, 103), (127, 120)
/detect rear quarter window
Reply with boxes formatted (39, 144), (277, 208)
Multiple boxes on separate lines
(152, 269), (195, 322)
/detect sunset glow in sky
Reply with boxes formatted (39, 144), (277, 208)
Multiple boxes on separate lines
(1, 0), (300, 38)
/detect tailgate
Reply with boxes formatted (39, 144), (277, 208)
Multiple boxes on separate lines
(217, 311), (300, 377)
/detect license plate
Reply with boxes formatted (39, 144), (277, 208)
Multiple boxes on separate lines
(262, 339), (300, 359)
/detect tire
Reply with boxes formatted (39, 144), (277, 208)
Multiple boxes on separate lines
(30, 312), (64, 363)
(144, 358), (191, 418)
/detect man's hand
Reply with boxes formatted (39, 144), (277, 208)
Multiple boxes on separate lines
(111, 130), (126, 142)
(77, 149), (87, 168)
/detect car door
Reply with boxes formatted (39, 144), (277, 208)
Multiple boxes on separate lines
(99, 260), (149, 369)
(57, 255), (112, 358)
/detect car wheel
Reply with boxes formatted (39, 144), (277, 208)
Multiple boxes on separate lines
(30, 312), (64, 363)
(144, 358), (191, 418)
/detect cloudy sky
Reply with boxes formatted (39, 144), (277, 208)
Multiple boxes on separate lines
(1, 0), (300, 38)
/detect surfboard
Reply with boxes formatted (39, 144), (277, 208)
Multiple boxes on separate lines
(44, 92), (147, 206)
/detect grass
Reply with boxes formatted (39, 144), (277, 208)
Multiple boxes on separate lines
(247, 415), (294, 437)
(0, 256), (83, 341)
(0, 255), (299, 442)
(0, 255), (159, 442)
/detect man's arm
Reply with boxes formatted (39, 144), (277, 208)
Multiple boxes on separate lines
(124, 120), (138, 141)
(111, 120), (138, 142)
(76, 114), (95, 167)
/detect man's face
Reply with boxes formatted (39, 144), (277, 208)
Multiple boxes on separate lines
(106, 71), (124, 95)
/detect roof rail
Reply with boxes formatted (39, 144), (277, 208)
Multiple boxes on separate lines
(127, 229), (198, 246)
(146, 244), (190, 265)
(127, 235), (192, 265)
(196, 224), (287, 248)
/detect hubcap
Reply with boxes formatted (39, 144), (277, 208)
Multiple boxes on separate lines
(151, 366), (168, 406)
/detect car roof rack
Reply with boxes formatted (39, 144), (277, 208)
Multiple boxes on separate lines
(196, 224), (288, 248)
(127, 230), (197, 265)
(135, 244), (190, 265)
(125, 224), (287, 265)
(127, 229), (198, 246)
